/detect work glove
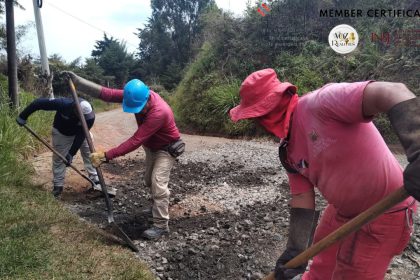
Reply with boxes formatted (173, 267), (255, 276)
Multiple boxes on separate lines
(275, 250), (306, 280)
(274, 208), (320, 280)
(90, 151), (107, 167)
(16, 116), (26, 126)
(388, 97), (420, 201)
(61, 71), (102, 98)
(65, 153), (73, 166)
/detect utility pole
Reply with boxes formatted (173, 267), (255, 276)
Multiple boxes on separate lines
(6, 0), (18, 108)
(33, 0), (54, 98)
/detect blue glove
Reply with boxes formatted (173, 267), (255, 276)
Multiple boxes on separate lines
(16, 116), (26, 126)
(65, 153), (73, 166)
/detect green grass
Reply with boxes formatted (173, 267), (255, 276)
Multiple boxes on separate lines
(0, 91), (54, 186)
(0, 184), (153, 280)
(0, 85), (153, 279)
(90, 98), (120, 113)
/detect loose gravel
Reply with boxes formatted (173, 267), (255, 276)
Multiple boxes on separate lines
(63, 139), (420, 280)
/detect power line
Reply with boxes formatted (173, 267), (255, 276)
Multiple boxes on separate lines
(44, 2), (139, 50)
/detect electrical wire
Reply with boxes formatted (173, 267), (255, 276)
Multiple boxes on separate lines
(44, 1), (138, 49)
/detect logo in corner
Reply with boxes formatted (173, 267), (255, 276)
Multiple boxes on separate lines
(257, 2), (270, 17)
(328, 24), (359, 54)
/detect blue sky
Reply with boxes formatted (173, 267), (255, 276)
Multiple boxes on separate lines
(13, 0), (249, 63)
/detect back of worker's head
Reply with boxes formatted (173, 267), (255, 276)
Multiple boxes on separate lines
(80, 100), (93, 115)
(123, 79), (150, 113)
(70, 99), (93, 118)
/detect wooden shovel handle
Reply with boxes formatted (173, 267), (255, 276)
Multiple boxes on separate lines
(263, 187), (410, 280)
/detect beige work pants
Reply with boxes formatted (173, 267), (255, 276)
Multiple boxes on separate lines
(143, 147), (175, 228)
(52, 128), (98, 187)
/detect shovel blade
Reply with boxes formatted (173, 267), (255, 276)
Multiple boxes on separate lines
(92, 184), (117, 197)
(111, 222), (139, 252)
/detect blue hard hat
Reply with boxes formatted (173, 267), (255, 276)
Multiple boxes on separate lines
(122, 79), (150, 113)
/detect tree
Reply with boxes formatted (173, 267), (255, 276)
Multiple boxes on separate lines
(91, 33), (119, 59)
(87, 34), (135, 87)
(136, 0), (215, 89)
(98, 40), (134, 88)
(82, 58), (104, 84)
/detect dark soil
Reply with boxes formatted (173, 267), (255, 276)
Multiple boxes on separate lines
(62, 141), (420, 280)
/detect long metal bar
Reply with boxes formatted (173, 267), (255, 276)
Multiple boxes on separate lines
(23, 124), (95, 186)
(68, 79), (138, 252)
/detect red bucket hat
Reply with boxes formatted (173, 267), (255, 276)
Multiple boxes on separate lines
(229, 69), (297, 122)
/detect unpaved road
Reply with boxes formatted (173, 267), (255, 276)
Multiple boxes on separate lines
(32, 108), (420, 280)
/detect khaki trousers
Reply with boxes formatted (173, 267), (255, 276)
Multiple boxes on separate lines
(143, 147), (175, 228)
(52, 128), (98, 187)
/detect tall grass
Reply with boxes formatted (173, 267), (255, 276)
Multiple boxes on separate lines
(204, 81), (256, 136)
(0, 86), (54, 186)
(172, 43), (257, 136)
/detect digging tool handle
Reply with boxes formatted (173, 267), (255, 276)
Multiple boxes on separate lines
(68, 79), (139, 253)
(68, 79), (114, 219)
(23, 124), (95, 186)
(263, 187), (410, 280)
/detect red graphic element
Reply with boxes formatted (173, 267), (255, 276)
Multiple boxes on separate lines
(371, 32), (390, 45)
(257, 7), (266, 16)
(257, 2), (270, 16)
(371, 29), (420, 47)
(261, 3), (270, 12)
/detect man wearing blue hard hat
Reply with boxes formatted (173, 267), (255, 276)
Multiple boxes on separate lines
(63, 71), (185, 240)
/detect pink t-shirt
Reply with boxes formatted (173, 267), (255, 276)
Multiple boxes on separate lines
(100, 87), (180, 160)
(286, 81), (413, 217)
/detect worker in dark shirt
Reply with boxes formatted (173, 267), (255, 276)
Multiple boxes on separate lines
(16, 97), (98, 198)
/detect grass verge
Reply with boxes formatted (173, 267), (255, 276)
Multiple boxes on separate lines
(0, 184), (153, 279)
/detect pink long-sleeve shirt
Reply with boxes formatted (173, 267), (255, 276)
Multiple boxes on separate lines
(99, 87), (180, 160)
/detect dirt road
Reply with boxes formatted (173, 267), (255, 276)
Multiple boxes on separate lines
(32, 108), (420, 280)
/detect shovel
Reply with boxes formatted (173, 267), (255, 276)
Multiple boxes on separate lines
(263, 187), (410, 280)
(22, 124), (116, 197)
(68, 78), (139, 252)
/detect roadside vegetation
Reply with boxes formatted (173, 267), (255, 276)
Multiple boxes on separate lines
(0, 185), (153, 279)
(3, 0), (417, 140)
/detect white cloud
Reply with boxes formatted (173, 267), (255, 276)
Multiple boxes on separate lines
(14, 0), (151, 63)
(215, 0), (250, 16)
(13, 0), (248, 63)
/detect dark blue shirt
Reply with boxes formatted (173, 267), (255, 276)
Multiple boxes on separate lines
(19, 98), (95, 156)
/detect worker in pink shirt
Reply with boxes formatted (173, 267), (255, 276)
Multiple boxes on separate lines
(63, 71), (185, 240)
(229, 68), (419, 280)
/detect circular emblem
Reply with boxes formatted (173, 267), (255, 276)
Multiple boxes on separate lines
(328, 24), (359, 54)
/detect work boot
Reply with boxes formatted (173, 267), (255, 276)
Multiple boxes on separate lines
(52, 186), (63, 198)
(142, 226), (169, 240)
